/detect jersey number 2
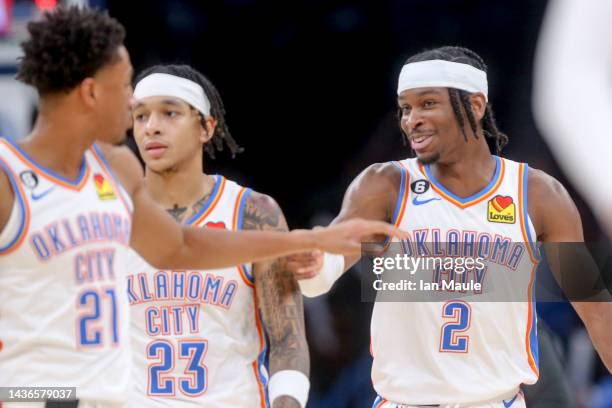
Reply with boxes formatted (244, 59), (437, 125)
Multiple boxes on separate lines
(439, 300), (471, 353)
(147, 339), (208, 397)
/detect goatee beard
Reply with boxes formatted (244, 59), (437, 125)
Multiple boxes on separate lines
(417, 153), (440, 165)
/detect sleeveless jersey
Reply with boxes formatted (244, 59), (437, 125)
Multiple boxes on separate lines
(0, 138), (133, 405)
(126, 176), (269, 407)
(371, 156), (540, 406)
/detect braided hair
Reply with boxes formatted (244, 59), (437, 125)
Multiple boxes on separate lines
(401, 46), (508, 154)
(134, 64), (243, 159)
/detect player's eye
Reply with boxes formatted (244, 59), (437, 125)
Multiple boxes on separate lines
(423, 100), (436, 108)
(166, 111), (179, 118)
(134, 113), (147, 122)
(400, 106), (412, 115)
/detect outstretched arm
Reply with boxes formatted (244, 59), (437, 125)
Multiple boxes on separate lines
(529, 168), (612, 372)
(246, 192), (309, 408)
(289, 162), (402, 297)
(100, 144), (406, 270)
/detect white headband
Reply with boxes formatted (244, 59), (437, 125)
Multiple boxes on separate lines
(134, 73), (211, 116)
(397, 60), (488, 100)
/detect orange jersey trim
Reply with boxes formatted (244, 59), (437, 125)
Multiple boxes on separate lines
(0, 139), (90, 191)
(525, 263), (539, 377)
(191, 177), (226, 226)
(232, 187), (254, 287)
(517, 163), (539, 264)
(252, 292), (268, 407)
(0, 158), (31, 256)
(419, 157), (505, 209)
(89, 146), (132, 215)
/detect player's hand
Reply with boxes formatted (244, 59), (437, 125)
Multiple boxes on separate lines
(309, 218), (407, 255)
(286, 250), (324, 280)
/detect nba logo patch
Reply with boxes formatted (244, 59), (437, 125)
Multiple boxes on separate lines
(94, 173), (117, 201)
(487, 195), (515, 224)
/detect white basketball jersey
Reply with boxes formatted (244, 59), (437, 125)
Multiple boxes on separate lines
(127, 176), (269, 408)
(371, 156), (539, 406)
(0, 138), (133, 405)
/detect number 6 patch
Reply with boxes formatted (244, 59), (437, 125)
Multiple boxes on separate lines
(410, 180), (430, 194)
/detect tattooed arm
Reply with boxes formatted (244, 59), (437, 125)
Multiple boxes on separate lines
(243, 191), (309, 408)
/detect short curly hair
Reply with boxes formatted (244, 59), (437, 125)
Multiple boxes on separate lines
(17, 6), (125, 95)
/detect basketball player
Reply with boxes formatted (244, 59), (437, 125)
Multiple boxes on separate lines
(127, 64), (308, 408)
(0, 7), (402, 407)
(534, 0), (612, 238)
(289, 46), (612, 407)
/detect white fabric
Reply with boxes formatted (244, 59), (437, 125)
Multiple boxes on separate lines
(371, 157), (539, 404)
(378, 390), (525, 408)
(0, 193), (20, 248)
(126, 178), (268, 407)
(134, 73), (211, 116)
(533, 0), (612, 225)
(268, 370), (310, 408)
(0, 140), (134, 405)
(298, 252), (345, 297)
(397, 60), (488, 100)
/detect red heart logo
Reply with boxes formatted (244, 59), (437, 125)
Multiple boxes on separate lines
(205, 221), (227, 230)
(94, 173), (105, 187)
(494, 195), (513, 210)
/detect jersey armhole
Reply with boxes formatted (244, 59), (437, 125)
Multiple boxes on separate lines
(518, 163), (541, 263)
(233, 187), (254, 285)
(519, 163), (541, 376)
(0, 159), (30, 255)
(381, 161), (410, 250)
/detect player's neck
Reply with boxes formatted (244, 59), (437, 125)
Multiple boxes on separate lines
(144, 155), (215, 209)
(18, 105), (94, 181)
(429, 144), (496, 198)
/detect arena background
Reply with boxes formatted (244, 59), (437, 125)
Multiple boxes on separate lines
(0, 0), (610, 407)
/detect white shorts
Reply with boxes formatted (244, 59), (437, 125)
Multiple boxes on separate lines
(372, 390), (526, 408)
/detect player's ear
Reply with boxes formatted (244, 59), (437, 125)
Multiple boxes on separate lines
(469, 93), (486, 121)
(200, 116), (217, 144)
(79, 77), (97, 108)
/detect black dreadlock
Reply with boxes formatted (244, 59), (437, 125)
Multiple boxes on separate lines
(400, 46), (508, 155)
(134, 64), (243, 159)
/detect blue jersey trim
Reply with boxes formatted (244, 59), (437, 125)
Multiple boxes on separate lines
(521, 164), (541, 261)
(5, 137), (88, 187)
(236, 188), (254, 282)
(185, 175), (223, 226)
(382, 162), (408, 248)
(258, 308), (271, 407)
(424, 155), (501, 204)
(390, 162), (407, 224)
(91, 143), (132, 211)
(0, 158), (28, 253)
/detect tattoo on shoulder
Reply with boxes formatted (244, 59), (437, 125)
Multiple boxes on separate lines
(242, 193), (284, 231)
(188, 190), (213, 220)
